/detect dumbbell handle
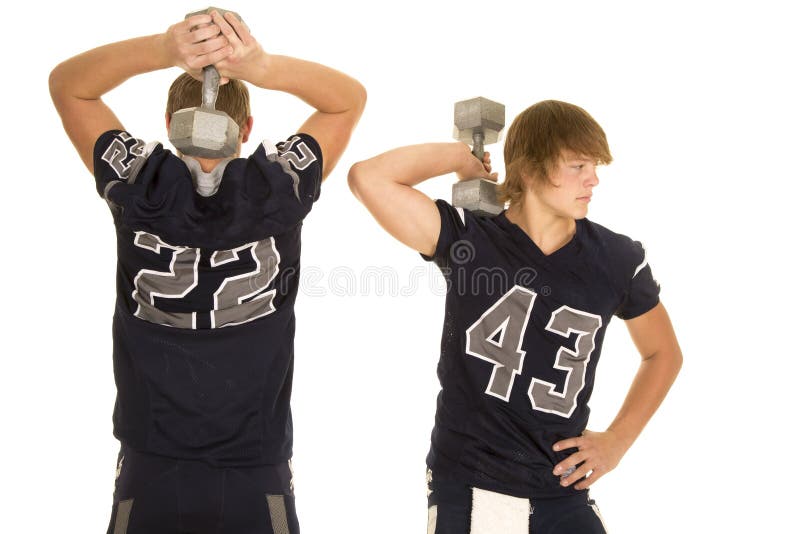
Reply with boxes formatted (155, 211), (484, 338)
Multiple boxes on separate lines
(186, 7), (242, 112)
(201, 65), (221, 110)
(471, 131), (485, 162)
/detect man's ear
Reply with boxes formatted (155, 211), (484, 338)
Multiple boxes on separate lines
(241, 116), (254, 143)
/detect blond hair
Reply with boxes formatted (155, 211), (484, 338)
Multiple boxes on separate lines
(499, 100), (612, 206)
(166, 73), (251, 129)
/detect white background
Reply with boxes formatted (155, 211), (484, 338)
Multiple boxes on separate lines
(2, 0), (798, 532)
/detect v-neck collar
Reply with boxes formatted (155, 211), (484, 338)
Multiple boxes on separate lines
(497, 211), (584, 262)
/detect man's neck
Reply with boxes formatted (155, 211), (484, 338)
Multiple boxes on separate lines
(505, 199), (576, 256)
(192, 156), (227, 173)
(181, 156), (233, 197)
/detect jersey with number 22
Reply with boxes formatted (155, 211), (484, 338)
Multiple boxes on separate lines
(93, 130), (322, 466)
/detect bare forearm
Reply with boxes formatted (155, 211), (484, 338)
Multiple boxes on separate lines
(245, 53), (365, 115)
(348, 143), (477, 256)
(50, 14), (230, 173)
(351, 142), (473, 190)
(49, 35), (171, 102)
(607, 348), (682, 449)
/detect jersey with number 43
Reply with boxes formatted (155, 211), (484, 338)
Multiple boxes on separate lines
(422, 200), (660, 498)
(93, 130), (322, 466)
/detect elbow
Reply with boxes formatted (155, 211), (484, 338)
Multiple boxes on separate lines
(659, 345), (683, 384)
(673, 346), (684, 376)
(351, 80), (368, 117)
(643, 343), (683, 383)
(347, 161), (368, 199)
(48, 64), (65, 105)
(49, 61), (77, 109)
(357, 82), (368, 112)
(337, 78), (367, 119)
(348, 159), (384, 207)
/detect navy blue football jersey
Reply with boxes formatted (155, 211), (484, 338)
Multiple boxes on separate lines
(93, 130), (322, 466)
(422, 200), (659, 498)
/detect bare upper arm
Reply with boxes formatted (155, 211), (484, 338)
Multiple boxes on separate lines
(348, 162), (441, 257)
(50, 69), (124, 174)
(625, 302), (682, 363)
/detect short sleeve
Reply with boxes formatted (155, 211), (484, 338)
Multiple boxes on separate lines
(420, 199), (470, 266)
(249, 134), (323, 212)
(615, 241), (661, 320)
(93, 130), (159, 200)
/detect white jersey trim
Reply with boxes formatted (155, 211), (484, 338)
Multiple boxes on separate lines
(633, 246), (649, 279)
(456, 206), (466, 227)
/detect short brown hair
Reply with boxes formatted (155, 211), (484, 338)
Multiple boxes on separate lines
(499, 100), (612, 206)
(166, 73), (251, 129)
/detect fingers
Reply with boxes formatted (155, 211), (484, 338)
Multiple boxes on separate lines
(180, 38), (231, 71)
(201, 44), (235, 68)
(183, 13), (212, 32)
(212, 10), (243, 48)
(181, 25), (231, 70)
(480, 151), (499, 181)
(553, 450), (588, 477)
(553, 448), (598, 488)
(224, 11), (253, 45)
(560, 462), (601, 489)
(187, 24), (223, 44)
(552, 436), (581, 452)
(552, 435), (587, 487)
(165, 13), (239, 76)
(552, 431), (622, 489)
(195, 36), (230, 56)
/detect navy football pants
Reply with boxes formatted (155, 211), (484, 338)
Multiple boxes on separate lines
(427, 476), (607, 534)
(106, 445), (298, 534)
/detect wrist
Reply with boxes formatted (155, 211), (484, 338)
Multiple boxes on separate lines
(605, 425), (637, 451)
(147, 33), (175, 70)
(452, 142), (477, 178)
(253, 52), (283, 89)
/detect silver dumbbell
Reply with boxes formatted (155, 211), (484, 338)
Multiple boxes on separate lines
(168, 8), (242, 159)
(452, 97), (505, 217)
